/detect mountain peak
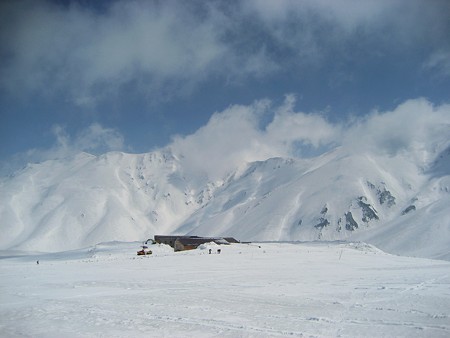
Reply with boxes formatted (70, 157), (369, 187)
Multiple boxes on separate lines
(1, 146), (449, 260)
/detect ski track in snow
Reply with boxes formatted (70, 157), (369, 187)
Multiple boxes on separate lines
(1, 242), (449, 337)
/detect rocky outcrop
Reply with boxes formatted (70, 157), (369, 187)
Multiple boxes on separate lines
(345, 212), (358, 231)
(358, 197), (379, 223)
(401, 205), (416, 215)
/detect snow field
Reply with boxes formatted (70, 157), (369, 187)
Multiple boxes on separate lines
(1, 242), (449, 337)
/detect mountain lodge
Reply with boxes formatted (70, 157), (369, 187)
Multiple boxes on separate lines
(154, 235), (239, 252)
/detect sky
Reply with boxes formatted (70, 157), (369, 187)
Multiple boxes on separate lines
(1, 0), (449, 177)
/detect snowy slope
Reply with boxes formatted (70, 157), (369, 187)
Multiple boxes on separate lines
(353, 146), (450, 260)
(0, 143), (449, 259)
(179, 151), (406, 239)
(1, 241), (450, 337)
(0, 151), (213, 252)
(179, 147), (446, 256)
(178, 140), (450, 260)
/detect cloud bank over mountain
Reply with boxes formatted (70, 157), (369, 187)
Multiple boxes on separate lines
(169, 97), (450, 182)
(5, 96), (448, 182)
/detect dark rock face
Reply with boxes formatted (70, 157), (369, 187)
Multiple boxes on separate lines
(315, 204), (330, 229)
(358, 197), (379, 222)
(378, 189), (396, 207)
(367, 181), (376, 190)
(367, 181), (396, 207)
(345, 212), (358, 231)
(314, 218), (330, 229)
(401, 205), (416, 215)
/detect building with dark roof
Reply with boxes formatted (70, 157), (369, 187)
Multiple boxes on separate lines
(154, 235), (239, 252)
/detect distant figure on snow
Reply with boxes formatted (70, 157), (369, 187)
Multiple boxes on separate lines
(36, 260), (39, 265)
(209, 249), (212, 254)
(217, 249), (221, 254)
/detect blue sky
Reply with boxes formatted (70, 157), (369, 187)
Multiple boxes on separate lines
(1, 0), (449, 175)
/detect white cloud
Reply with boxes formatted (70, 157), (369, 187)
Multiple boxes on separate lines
(169, 96), (339, 181)
(72, 123), (125, 153)
(0, 123), (125, 175)
(169, 100), (277, 182)
(46, 123), (124, 158)
(425, 50), (450, 78)
(0, 0), (272, 105)
(45, 123), (125, 158)
(2, 95), (448, 181)
(245, 0), (441, 34)
(342, 98), (450, 164)
(169, 96), (450, 181)
(0, 1), (222, 103)
(242, 0), (450, 70)
(266, 95), (339, 149)
(1, 0), (448, 105)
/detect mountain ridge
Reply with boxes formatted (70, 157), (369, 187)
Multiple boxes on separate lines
(1, 145), (449, 259)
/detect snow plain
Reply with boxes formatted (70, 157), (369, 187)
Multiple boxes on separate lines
(1, 241), (449, 337)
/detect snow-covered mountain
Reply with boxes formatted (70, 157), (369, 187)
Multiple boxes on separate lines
(0, 151), (202, 252)
(179, 146), (450, 260)
(1, 144), (449, 259)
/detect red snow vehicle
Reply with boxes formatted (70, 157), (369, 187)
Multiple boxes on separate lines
(137, 245), (152, 256)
